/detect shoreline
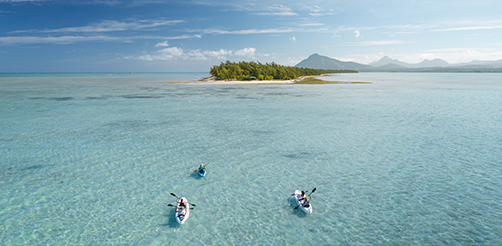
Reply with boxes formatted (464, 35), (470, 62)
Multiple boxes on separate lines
(163, 74), (372, 85)
(199, 75), (308, 84)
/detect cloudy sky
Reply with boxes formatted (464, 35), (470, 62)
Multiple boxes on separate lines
(1, 0), (502, 72)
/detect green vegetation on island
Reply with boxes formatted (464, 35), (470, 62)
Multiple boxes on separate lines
(210, 61), (357, 81)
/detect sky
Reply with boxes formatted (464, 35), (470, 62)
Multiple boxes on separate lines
(1, 0), (502, 72)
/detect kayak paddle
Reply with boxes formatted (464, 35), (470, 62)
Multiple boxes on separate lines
(168, 203), (195, 210)
(170, 193), (196, 207)
(309, 188), (317, 195)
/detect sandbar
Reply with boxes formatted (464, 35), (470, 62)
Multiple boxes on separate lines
(163, 75), (372, 85)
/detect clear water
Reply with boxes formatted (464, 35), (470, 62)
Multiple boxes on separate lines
(1, 72), (501, 245)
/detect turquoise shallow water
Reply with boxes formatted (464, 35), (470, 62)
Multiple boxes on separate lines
(1, 72), (501, 245)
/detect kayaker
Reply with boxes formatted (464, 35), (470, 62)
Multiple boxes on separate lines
(176, 197), (188, 218)
(297, 191), (311, 207)
(176, 197), (188, 209)
(302, 194), (312, 208)
(176, 206), (186, 219)
(198, 164), (206, 173)
(297, 191), (306, 202)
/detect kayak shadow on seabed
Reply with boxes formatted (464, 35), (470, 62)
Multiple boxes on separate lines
(191, 171), (203, 179)
(289, 197), (308, 218)
(161, 208), (182, 228)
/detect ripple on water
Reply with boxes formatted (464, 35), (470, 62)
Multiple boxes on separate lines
(1, 73), (502, 245)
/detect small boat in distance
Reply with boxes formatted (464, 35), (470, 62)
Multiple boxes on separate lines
(195, 162), (209, 177)
(175, 197), (190, 224)
(295, 190), (313, 213)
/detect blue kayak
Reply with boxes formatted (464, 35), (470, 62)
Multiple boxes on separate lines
(197, 170), (206, 177)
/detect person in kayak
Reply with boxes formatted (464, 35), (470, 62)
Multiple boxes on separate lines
(176, 197), (188, 209)
(176, 206), (186, 219)
(297, 191), (306, 202)
(302, 194), (312, 208)
(297, 191), (312, 207)
(198, 164), (206, 174)
(176, 197), (188, 219)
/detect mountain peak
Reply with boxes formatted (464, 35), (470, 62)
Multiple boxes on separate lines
(370, 56), (450, 68)
(370, 56), (404, 67)
(295, 53), (502, 71)
(295, 53), (371, 70)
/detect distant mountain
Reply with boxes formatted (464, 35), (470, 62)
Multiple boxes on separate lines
(456, 59), (502, 68)
(370, 56), (450, 68)
(414, 58), (450, 68)
(370, 56), (410, 67)
(295, 53), (372, 70)
(295, 53), (502, 72)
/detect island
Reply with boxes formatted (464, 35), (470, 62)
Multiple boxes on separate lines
(202, 61), (360, 84)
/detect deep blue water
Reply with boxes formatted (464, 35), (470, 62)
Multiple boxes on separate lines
(1, 72), (501, 245)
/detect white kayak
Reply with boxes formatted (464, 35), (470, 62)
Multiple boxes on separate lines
(295, 190), (312, 213)
(175, 197), (190, 224)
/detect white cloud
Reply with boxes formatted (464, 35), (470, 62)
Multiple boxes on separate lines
(10, 19), (184, 34)
(299, 23), (324, 27)
(355, 30), (360, 38)
(255, 4), (298, 16)
(0, 35), (122, 45)
(135, 47), (185, 61)
(196, 28), (294, 35)
(155, 41), (169, 47)
(187, 50), (210, 60)
(159, 47), (183, 56)
(434, 25), (502, 32)
(203, 49), (232, 59)
(130, 47), (258, 61)
(357, 40), (411, 46)
(163, 34), (201, 40)
(234, 47), (256, 57)
(0, 0), (47, 2)
(290, 36), (296, 42)
(307, 5), (334, 16)
(0, 34), (200, 45)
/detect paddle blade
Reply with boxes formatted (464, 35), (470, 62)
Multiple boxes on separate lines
(294, 205), (299, 210)
(170, 193), (177, 197)
(190, 203), (196, 207)
(167, 204), (174, 207)
(311, 188), (317, 193)
(194, 169), (198, 172)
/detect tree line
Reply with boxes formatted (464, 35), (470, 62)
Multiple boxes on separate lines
(210, 61), (357, 80)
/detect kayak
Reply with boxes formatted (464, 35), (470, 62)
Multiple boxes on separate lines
(295, 190), (312, 213)
(175, 197), (190, 224)
(197, 169), (206, 177)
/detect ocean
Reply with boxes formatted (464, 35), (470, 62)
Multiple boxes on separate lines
(1, 72), (501, 245)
